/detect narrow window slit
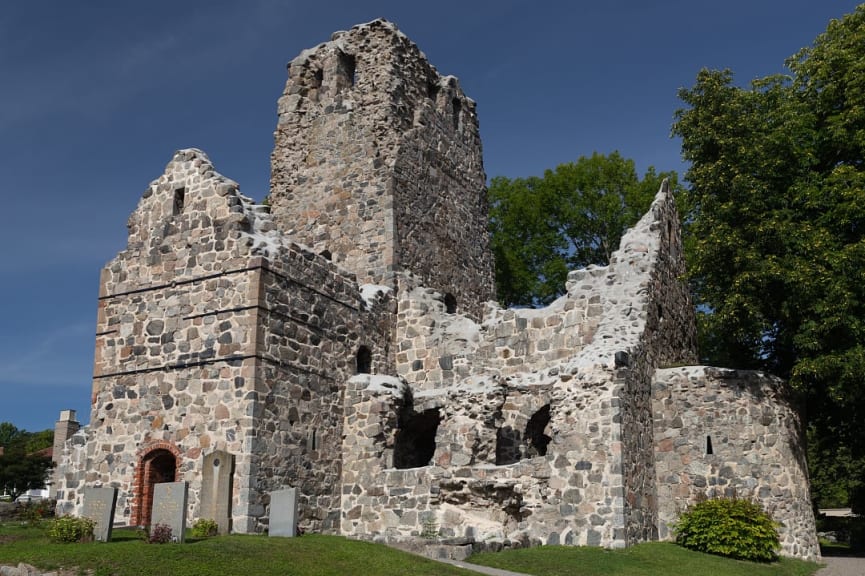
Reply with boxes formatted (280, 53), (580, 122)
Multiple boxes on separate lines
(173, 187), (186, 216)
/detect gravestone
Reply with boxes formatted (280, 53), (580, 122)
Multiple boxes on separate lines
(200, 450), (233, 534)
(268, 487), (298, 537)
(82, 486), (118, 542)
(151, 481), (188, 543)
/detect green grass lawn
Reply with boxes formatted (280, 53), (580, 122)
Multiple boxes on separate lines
(0, 524), (472, 576)
(0, 522), (824, 576)
(468, 541), (822, 576)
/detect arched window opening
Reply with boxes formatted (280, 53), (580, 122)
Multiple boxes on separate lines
(356, 346), (372, 374)
(173, 187), (186, 216)
(393, 408), (441, 469)
(525, 404), (552, 458)
(444, 293), (457, 314)
(133, 448), (178, 527)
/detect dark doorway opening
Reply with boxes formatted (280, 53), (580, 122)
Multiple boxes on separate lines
(394, 408), (441, 469)
(525, 404), (552, 457)
(134, 448), (178, 526)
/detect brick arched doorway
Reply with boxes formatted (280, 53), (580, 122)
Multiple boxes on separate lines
(132, 446), (179, 526)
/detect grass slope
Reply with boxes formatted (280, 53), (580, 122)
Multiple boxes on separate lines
(0, 525), (471, 576)
(0, 523), (823, 576)
(468, 542), (821, 576)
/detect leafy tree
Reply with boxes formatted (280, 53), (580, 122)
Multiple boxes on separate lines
(489, 152), (679, 306)
(0, 422), (23, 448)
(0, 446), (54, 500)
(0, 422), (54, 500)
(673, 6), (865, 509)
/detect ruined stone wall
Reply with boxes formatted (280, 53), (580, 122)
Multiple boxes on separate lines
(613, 183), (698, 544)
(340, 372), (621, 546)
(340, 184), (701, 549)
(269, 19), (494, 318)
(653, 367), (819, 560)
(393, 279), (601, 393)
(340, 375), (541, 543)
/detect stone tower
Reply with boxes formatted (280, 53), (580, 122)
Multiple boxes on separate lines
(269, 19), (494, 319)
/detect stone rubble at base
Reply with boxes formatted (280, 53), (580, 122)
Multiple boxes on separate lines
(50, 18), (819, 561)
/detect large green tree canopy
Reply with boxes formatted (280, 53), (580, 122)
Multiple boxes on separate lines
(489, 151), (679, 307)
(673, 6), (865, 508)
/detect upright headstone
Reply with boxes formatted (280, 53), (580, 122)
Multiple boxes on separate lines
(151, 481), (188, 543)
(82, 486), (118, 542)
(200, 451), (234, 534)
(268, 487), (298, 537)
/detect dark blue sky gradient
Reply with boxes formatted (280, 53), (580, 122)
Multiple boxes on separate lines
(1, 1), (860, 430)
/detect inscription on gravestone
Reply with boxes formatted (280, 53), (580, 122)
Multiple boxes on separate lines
(151, 481), (188, 543)
(200, 450), (234, 534)
(82, 486), (118, 542)
(268, 487), (298, 537)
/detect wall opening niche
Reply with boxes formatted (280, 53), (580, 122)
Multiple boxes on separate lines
(393, 408), (441, 469)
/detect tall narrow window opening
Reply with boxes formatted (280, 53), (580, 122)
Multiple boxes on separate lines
(337, 51), (356, 88)
(173, 187), (186, 216)
(706, 435), (714, 455)
(451, 97), (461, 130)
(427, 80), (440, 102)
(356, 345), (372, 374)
(444, 293), (457, 314)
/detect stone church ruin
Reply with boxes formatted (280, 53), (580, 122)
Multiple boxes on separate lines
(52, 19), (819, 559)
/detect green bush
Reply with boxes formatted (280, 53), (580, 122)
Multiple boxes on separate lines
(674, 498), (780, 562)
(46, 515), (95, 543)
(192, 518), (219, 538)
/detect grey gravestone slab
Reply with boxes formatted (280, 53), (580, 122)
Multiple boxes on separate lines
(200, 451), (233, 534)
(151, 481), (188, 543)
(269, 487), (298, 537)
(82, 486), (117, 542)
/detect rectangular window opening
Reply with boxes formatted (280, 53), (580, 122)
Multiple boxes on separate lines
(173, 187), (186, 216)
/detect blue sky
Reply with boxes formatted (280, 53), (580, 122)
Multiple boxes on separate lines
(1, 1), (860, 432)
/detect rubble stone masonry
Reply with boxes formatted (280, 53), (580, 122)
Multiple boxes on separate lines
(54, 19), (819, 561)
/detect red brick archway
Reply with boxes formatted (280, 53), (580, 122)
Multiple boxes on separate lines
(132, 442), (181, 526)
